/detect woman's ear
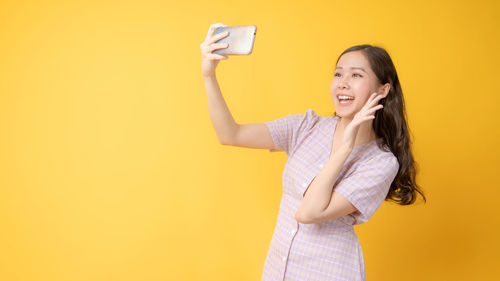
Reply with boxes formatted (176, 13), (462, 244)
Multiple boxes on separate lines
(379, 83), (390, 98)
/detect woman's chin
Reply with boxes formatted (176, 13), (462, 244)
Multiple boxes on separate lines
(334, 100), (357, 112)
(334, 108), (355, 118)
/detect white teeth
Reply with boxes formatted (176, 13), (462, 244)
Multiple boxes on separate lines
(338, 95), (354, 100)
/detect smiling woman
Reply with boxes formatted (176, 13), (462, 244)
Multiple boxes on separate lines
(260, 45), (426, 281)
(330, 45), (425, 207)
(201, 23), (426, 281)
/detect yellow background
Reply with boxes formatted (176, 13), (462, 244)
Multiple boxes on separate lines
(1, 0), (499, 280)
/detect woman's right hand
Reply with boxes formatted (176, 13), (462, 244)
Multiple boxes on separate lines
(200, 23), (230, 77)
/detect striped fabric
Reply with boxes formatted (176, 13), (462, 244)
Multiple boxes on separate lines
(261, 109), (399, 281)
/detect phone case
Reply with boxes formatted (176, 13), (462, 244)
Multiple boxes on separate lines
(213, 25), (257, 55)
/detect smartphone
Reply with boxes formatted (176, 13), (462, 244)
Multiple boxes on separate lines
(213, 25), (257, 55)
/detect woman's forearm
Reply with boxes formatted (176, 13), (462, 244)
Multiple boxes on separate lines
(203, 74), (238, 144)
(295, 146), (352, 221)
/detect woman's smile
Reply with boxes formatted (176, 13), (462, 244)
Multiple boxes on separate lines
(337, 94), (355, 106)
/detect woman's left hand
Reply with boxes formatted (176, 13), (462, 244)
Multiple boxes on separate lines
(341, 93), (385, 150)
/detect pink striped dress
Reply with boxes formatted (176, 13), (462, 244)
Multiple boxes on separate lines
(261, 109), (399, 281)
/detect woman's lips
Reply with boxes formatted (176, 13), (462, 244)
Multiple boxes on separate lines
(338, 99), (354, 106)
(337, 95), (355, 106)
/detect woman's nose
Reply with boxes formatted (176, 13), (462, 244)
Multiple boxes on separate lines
(338, 77), (349, 89)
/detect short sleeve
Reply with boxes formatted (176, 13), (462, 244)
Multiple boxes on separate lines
(334, 153), (399, 225)
(264, 109), (318, 156)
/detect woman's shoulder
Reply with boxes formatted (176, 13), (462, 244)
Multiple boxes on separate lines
(290, 108), (328, 129)
(302, 108), (337, 125)
(353, 139), (398, 167)
(365, 144), (399, 172)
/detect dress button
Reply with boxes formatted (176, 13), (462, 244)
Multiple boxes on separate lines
(282, 256), (287, 262)
(319, 163), (324, 168)
(302, 182), (307, 187)
(290, 229), (296, 235)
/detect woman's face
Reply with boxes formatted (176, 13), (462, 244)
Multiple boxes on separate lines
(330, 50), (385, 119)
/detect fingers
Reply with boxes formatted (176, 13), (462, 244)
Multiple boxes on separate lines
(361, 93), (384, 111)
(207, 31), (229, 45)
(201, 41), (227, 50)
(210, 42), (229, 50)
(205, 23), (228, 41)
(358, 93), (384, 120)
(201, 43), (229, 59)
(370, 93), (384, 103)
(201, 42), (229, 58)
(358, 107), (381, 122)
(350, 93), (385, 125)
(206, 53), (229, 60)
(366, 104), (383, 115)
(200, 23), (230, 52)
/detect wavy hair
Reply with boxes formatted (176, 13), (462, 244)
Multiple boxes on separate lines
(333, 44), (426, 205)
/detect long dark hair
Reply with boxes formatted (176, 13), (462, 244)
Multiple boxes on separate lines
(334, 44), (426, 205)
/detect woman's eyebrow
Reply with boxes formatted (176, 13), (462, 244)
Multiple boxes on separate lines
(335, 66), (367, 73)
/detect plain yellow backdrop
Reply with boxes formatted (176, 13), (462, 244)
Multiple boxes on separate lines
(1, 0), (499, 280)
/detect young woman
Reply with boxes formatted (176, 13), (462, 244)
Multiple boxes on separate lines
(201, 23), (426, 281)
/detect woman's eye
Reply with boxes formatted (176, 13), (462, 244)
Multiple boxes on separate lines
(334, 73), (362, 78)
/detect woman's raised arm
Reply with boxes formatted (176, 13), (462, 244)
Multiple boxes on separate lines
(201, 23), (277, 150)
